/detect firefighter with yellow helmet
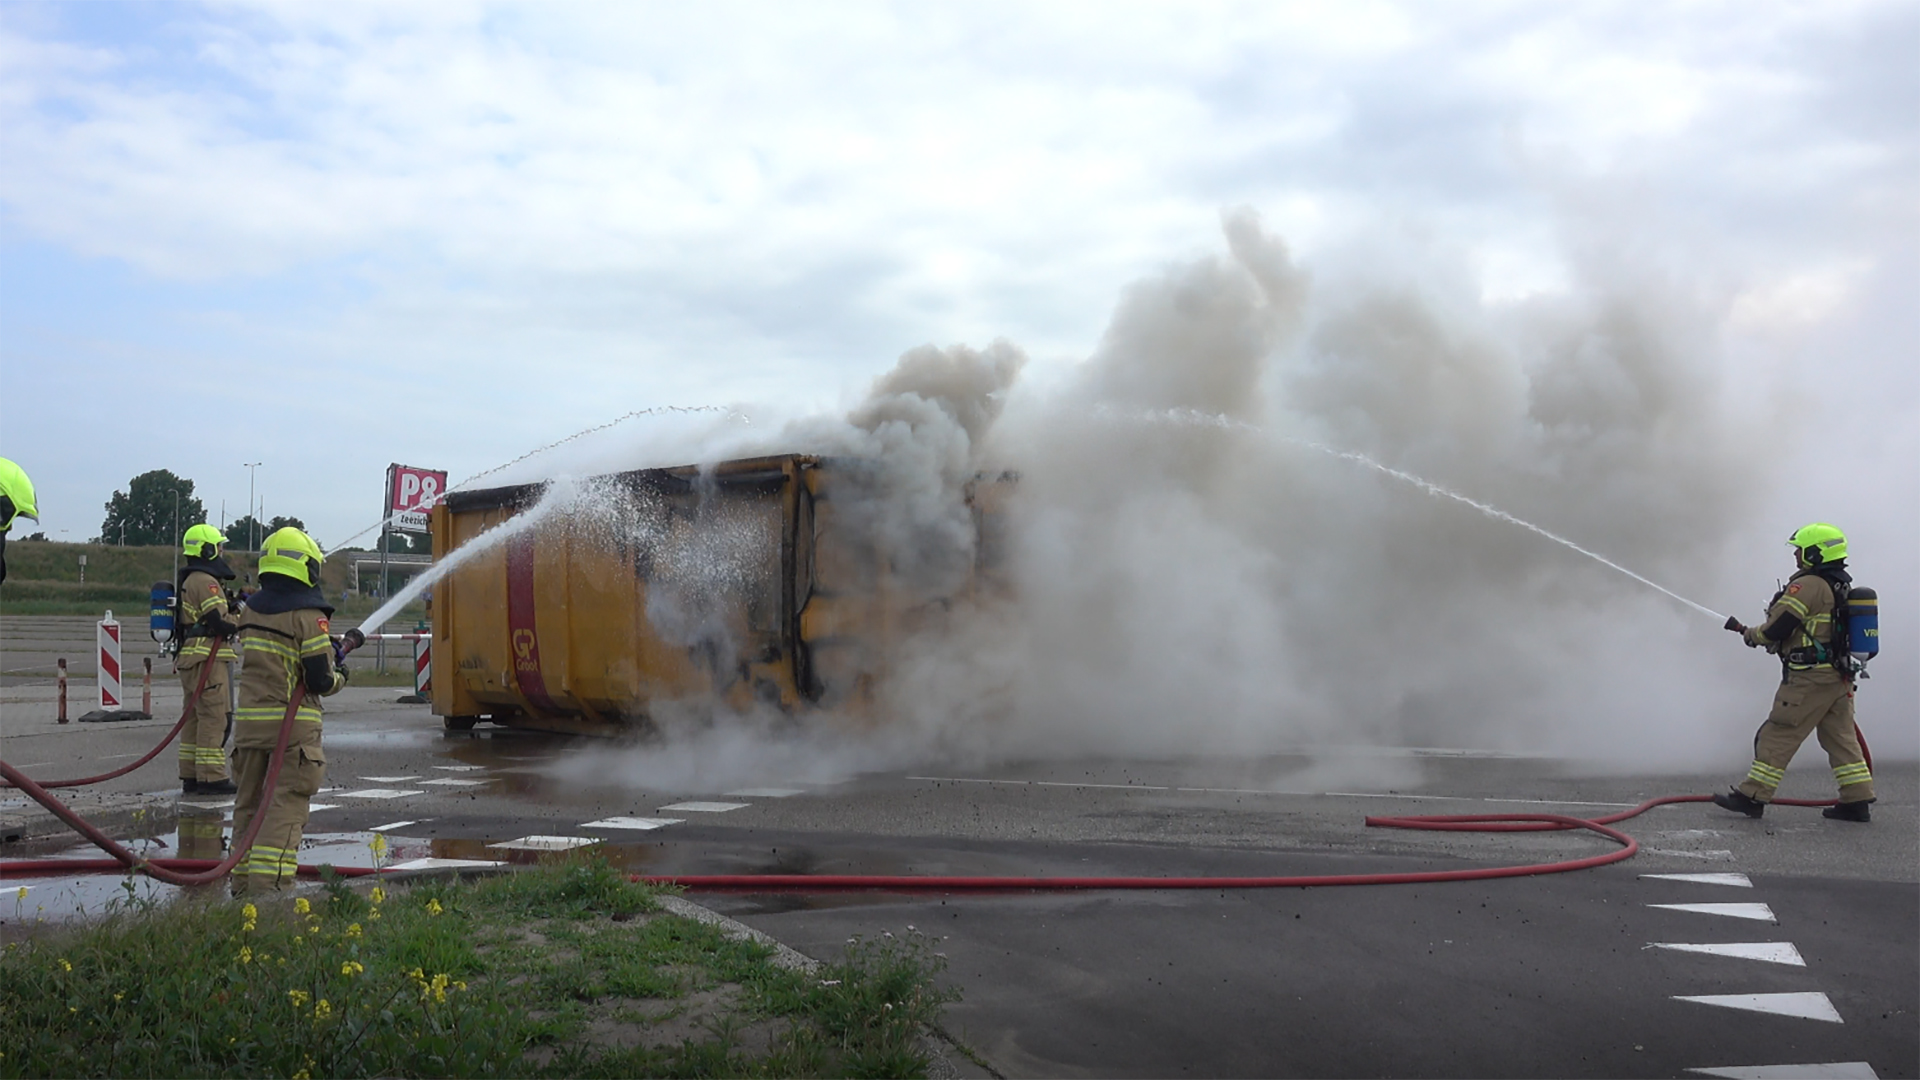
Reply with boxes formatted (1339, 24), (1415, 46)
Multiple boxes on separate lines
(230, 526), (347, 896)
(0, 457), (40, 584)
(177, 524), (241, 795)
(1715, 523), (1875, 822)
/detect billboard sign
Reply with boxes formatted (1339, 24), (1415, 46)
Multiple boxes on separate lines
(387, 464), (447, 534)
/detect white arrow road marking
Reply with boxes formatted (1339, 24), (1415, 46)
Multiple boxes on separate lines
(1641, 873), (1754, 887)
(1674, 992), (1842, 1022)
(1689, 1062), (1877, 1078)
(659, 801), (751, 812)
(581, 817), (684, 830)
(1648, 902), (1777, 921)
(487, 835), (600, 852)
(1650, 941), (1805, 966)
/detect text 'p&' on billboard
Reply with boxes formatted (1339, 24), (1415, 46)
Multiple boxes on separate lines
(388, 464), (447, 533)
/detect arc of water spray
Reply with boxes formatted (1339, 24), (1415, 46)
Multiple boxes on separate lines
(1149, 408), (1728, 622)
(326, 405), (741, 551)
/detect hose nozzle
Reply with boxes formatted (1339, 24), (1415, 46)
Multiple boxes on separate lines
(340, 628), (366, 656)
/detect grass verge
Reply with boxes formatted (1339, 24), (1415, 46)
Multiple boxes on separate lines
(0, 859), (961, 1078)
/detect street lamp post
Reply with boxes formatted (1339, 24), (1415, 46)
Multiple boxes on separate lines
(242, 462), (262, 551)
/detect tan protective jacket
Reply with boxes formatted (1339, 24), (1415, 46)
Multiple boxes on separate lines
(177, 569), (240, 667)
(1742, 569), (1838, 671)
(234, 606), (343, 751)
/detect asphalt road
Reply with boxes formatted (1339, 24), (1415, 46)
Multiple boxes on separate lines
(2, 674), (1914, 1078)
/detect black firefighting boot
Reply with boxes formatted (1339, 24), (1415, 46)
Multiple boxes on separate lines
(196, 778), (238, 796)
(1711, 788), (1766, 818)
(181, 779), (200, 795)
(1822, 799), (1873, 823)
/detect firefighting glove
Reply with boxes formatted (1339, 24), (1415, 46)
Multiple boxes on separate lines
(336, 663), (351, 686)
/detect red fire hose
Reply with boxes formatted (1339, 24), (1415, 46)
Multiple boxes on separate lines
(0, 685), (310, 887)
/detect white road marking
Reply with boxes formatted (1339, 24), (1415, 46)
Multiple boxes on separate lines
(431, 765), (487, 771)
(1641, 873), (1753, 887)
(1656, 829), (1724, 840)
(334, 789), (426, 800)
(306, 803), (339, 812)
(659, 801), (751, 812)
(419, 778), (487, 787)
(360, 775), (420, 783)
(385, 857), (506, 871)
(487, 835), (600, 851)
(1324, 792), (1475, 801)
(316, 787), (344, 794)
(724, 788), (805, 798)
(1674, 992), (1842, 1023)
(581, 817), (684, 830)
(1689, 1063), (1878, 1079)
(179, 799), (236, 810)
(1646, 849), (1737, 861)
(1650, 941), (1805, 966)
(1648, 902), (1777, 922)
(369, 821), (418, 832)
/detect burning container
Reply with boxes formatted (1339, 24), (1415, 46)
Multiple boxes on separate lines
(429, 453), (1011, 736)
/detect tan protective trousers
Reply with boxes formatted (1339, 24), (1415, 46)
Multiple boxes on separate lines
(229, 745), (326, 897)
(176, 661), (232, 783)
(1738, 668), (1875, 804)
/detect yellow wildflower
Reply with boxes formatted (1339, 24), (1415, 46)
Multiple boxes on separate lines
(56, 958), (71, 973)
(370, 887), (386, 904)
(425, 898), (444, 917)
(369, 833), (388, 856)
(314, 999), (333, 1022)
(238, 947), (253, 965)
(288, 989), (309, 1008)
(345, 922), (363, 939)
(114, 992), (124, 1003)
(294, 897), (311, 915)
(14, 887), (25, 901)
(241, 903), (258, 921)
(341, 961), (364, 977)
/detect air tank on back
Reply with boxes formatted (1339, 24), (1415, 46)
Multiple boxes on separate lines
(1846, 585), (1878, 663)
(149, 581), (175, 646)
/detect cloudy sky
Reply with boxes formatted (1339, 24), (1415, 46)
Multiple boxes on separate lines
(2, 0), (1913, 551)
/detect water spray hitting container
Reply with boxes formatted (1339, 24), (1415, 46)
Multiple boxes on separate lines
(1846, 585), (1878, 663)
(148, 582), (175, 645)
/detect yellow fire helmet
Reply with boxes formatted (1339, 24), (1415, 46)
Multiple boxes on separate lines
(259, 526), (325, 586)
(0, 457), (38, 531)
(1788, 522), (1848, 567)
(182, 523), (229, 559)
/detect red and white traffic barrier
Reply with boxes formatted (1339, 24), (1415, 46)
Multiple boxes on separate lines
(413, 636), (432, 696)
(97, 612), (122, 711)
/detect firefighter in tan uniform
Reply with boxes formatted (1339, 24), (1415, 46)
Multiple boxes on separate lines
(1714, 523), (1875, 822)
(176, 524), (241, 795)
(230, 527), (347, 896)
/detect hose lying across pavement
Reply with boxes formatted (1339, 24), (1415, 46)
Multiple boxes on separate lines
(0, 708), (1874, 891)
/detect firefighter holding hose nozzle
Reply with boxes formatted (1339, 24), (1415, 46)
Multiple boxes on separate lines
(1715, 523), (1875, 822)
(230, 527), (349, 896)
(177, 524), (241, 796)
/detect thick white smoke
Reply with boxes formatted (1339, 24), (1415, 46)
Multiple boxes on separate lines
(548, 206), (1910, 794)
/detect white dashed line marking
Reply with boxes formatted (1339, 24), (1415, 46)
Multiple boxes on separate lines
(419, 778), (487, 787)
(369, 821), (418, 832)
(431, 765), (487, 771)
(1688, 1063), (1878, 1079)
(306, 803), (339, 812)
(334, 789), (425, 800)
(1650, 941), (1806, 966)
(359, 775), (420, 783)
(659, 801), (751, 813)
(487, 835), (600, 852)
(1646, 849), (1737, 861)
(724, 788), (805, 798)
(1673, 992), (1842, 1023)
(1648, 902), (1777, 922)
(581, 817), (684, 830)
(1641, 873), (1753, 887)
